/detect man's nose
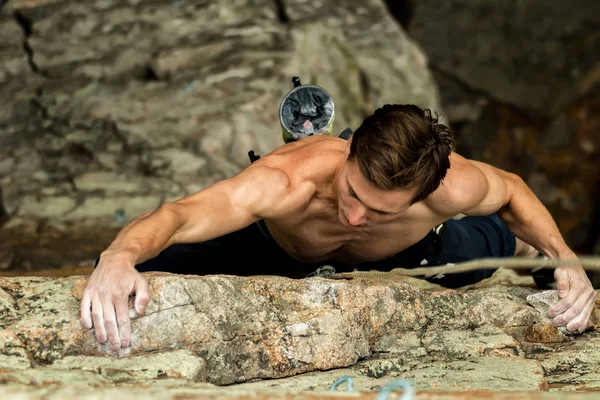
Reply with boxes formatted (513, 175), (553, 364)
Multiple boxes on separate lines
(348, 205), (367, 226)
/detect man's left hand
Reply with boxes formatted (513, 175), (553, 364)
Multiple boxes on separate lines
(547, 265), (597, 333)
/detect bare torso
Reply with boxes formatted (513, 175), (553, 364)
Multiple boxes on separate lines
(257, 136), (452, 264)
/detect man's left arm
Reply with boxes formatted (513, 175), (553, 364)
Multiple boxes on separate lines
(435, 156), (596, 332)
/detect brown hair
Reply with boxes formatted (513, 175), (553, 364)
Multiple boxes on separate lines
(349, 104), (454, 204)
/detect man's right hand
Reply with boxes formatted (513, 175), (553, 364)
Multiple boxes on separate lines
(80, 252), (149, 350)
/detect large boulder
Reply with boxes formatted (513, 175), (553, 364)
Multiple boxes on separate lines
(1, 273), (599, 397)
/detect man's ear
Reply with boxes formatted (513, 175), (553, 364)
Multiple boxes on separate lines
(344, 137), (352, 157)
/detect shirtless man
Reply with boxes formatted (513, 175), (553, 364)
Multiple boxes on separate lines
(80, 104), (596, 350)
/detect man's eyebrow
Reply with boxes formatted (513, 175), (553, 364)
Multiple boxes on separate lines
(347, 179), (393, 215)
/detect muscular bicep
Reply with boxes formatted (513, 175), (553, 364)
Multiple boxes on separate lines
(426, 155), (515, 217)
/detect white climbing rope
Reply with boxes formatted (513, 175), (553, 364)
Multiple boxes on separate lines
(329, 256), (600, 280)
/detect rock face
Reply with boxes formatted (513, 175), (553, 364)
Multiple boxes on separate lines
(1, 273), (600, 398)
(398, 0), (600, 255)
(0, 0), (441, 273)
(403, 0), (600, 116)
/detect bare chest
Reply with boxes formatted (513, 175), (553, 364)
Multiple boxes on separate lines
(266, 202), (437, 263)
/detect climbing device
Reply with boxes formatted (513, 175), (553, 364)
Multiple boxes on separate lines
(329, 376), (416, 399)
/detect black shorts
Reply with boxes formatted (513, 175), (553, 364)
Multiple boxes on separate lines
(415, 213), (517, 288)
(125, 213), (518, 288)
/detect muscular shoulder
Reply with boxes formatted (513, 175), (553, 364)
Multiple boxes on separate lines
(230, 136), (344, 218)
(229, 162), (316, 219)
(424, 153), (489, 216)
(262, 135), (345, 185)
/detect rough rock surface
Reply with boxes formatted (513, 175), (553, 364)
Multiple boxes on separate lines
(1, 273), (600, 398)
(0, 0), (441, 273)
(526, 290), (572, 339)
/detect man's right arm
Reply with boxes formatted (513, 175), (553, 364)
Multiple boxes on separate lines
(101, 163), (315, 266)
(81, 163), (315, 350)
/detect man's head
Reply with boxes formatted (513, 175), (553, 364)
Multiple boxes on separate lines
(335, 104), (454, 226)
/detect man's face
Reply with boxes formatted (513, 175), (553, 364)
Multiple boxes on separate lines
(334, 159), (414, 227)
